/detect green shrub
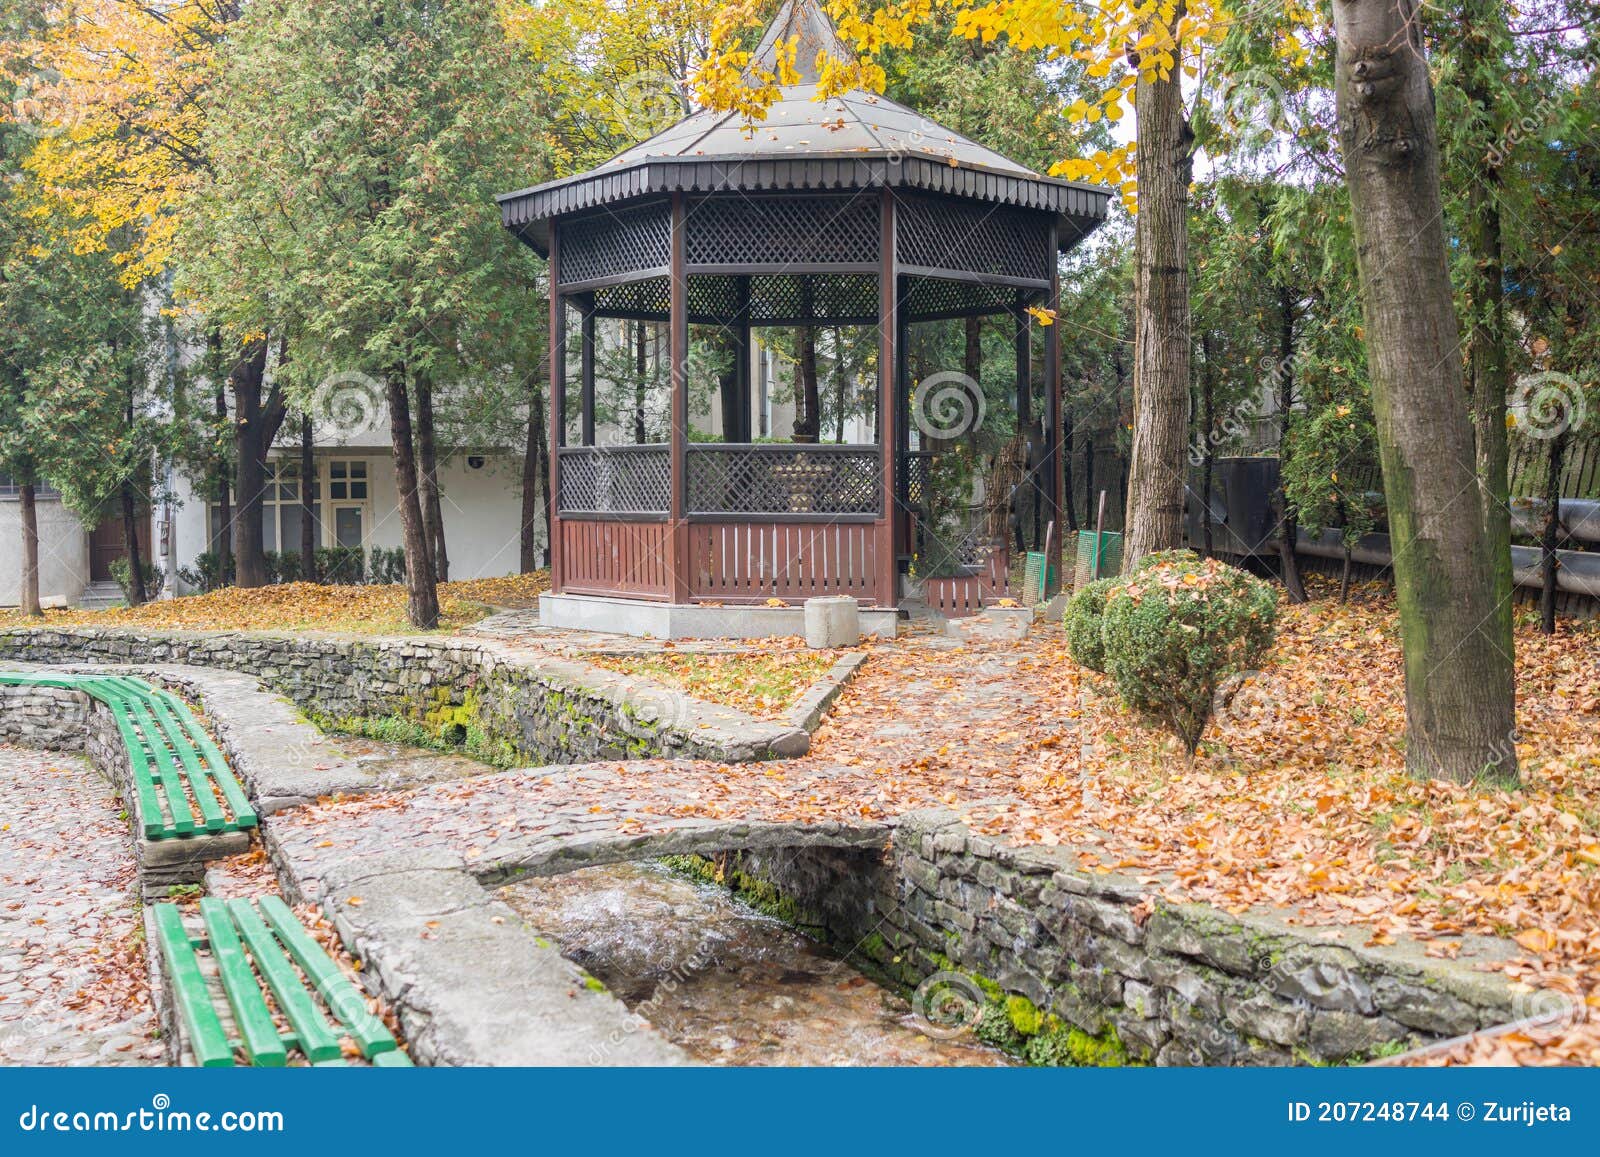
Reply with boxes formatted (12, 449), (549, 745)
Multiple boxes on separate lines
(176, 550), (234, 592)
(1064, 577), (1120, 673)
(368, 546), (406, 585)
(1099, 553), (1277, 756)
(108, 557), (162, 601)
(315, 546), (365, 585)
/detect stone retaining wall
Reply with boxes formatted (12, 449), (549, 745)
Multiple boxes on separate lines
(0, 683), (247, 892)
(0, 627), (807, 766)
(731, 810), (1520, 1066)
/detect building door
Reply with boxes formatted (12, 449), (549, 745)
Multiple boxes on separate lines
(89, 510), (150, 582)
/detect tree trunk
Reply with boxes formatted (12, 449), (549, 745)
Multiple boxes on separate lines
(1461, 0), (1515, 650)
(1200, 332), (1216, 558)
(719, 331), (742, 442)
(1540, 430), (1566, 635)
(18, 480), (41, 617)
(963, 316), (982, 454)
(300, 413), (317, 582)
(633, 322), (648, 443)
(832, 326), (847, 443)
(1061, 407), (1078, 534)
(231, 338), (282, 588)
(212, 383), (231, 583)
(795, 326), (820, 441)
(1123, 7), (1192, 567)
(1332, 0), (1517, 785)
(1276, 288), (1308, 603)
(119, 478), (148, 606)
(415, 372), (447, 582)
(520, 378), (547, 573)
(386, 369), (440, 628)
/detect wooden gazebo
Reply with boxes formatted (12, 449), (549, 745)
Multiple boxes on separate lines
(498, 0), (1109, 631)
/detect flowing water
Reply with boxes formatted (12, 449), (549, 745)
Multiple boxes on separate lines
(500, 862), (1011, 1067)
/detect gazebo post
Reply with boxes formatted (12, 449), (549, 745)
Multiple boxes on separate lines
(578, 293), (596, 446)
(734, 276), (753, 442)
(877, 188), (899, 609)
(668, 191), (691, 603)
(1013, 290), (1035, 551)
(1043, 223), (1064, 593)
(548, 221), (565, 592)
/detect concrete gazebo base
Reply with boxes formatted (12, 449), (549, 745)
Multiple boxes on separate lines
(538, 593), (899, 641)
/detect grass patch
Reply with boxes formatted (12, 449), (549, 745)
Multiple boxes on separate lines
(589, 647), (837, 719)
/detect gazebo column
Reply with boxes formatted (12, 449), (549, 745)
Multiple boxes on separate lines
(1013, 290), (1036, 551)
(578, 293), (596, 446)
(667, 192), (691, 603)
(1043, 224), (1065, 592)
(548, 221), (566, 592)
(877, 188), (899, 609)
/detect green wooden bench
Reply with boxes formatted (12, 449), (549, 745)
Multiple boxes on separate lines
(0, 672), (257, 840)
(153, 897), (411, 1067)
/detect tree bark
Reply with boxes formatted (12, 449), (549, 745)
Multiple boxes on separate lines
(1276, 288), (1308, 603)
(299, 413), (317, 582)
(119, 478), (148, 606)
(212, 382), (231, 583)
(386, 369), (440, 628)
(231, 338), (283, 588)
(832, 326), (847, 443)
(633, 322), (648, 443)
(1461, 0), (1515, 650)
(18, 480), (41, 617)
(520, 379), (547, 573)
(795, 326), (820, 441)
(1199, 331), (1216, 558)
(1540, 430), (1567, 635)
(963, 316), (982, 454)
(1123, 7), (1193, 567)
(1332, 0), (1517, 785)
(415, 372), (447, 582)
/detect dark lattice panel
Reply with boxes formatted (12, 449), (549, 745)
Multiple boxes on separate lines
(558, 201), (672, 287)
(896, 194), (1051, 283)
(686, 195), (879, 267)
(593, 277), (672, 317)
(898, 451), (932, 510)
(686, 445), (880, 516)
(901, 276), (1018, 321)
(558, 445), (670, 515)
(592, 274), (879, 324)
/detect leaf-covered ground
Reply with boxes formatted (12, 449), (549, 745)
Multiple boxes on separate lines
(0, 572), (550, 635)
(587, 643), (840, 720)
(301, 579), (1597, 1063)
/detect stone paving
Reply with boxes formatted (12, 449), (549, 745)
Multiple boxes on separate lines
(0, 746), (160, 1066)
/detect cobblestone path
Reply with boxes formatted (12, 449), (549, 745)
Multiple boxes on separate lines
(0, 745), (161, 1065)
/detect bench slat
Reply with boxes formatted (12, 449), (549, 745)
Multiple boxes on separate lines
(122, 695), (197, 835)
(258, 896), (399, 1058)
(142, 692), (228, 833)
(226, 899), (343, 1063)
(198, 899), (287, 1067)
(152, 904), (234, 1068)
(154, 688), (257, 830)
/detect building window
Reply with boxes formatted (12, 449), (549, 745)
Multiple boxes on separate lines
(0, 475), (60, 500)
(207, 458), (368, 554)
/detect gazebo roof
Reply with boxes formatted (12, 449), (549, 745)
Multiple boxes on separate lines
(499, 0), (1110, 253)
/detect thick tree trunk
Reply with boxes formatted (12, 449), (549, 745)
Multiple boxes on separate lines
(212, 383), (231, 582)
(832, 327), (847, 443)
(520, 380), (547, 573)
(230, 339), (282, 588)
(1461, 0), (1515, 649)
(719, 331), (742, 442)
(1276, 289), (1308, 603)
(1123, 8), (1192, 567)
(1540, 430), (1567, 635)
(633, 322), (648, 443)
(1200, 332), (1216, 558)
(119, 478), (148, 606)
(18, 480), (41, 617)
(415, 373), (447, 582)
(299, 413), (317, 582)
(795, 326), (820, 441)
(386, 370), (440, 628)
(963, 316), (982, 453)
(1332, 0), (1517, 785)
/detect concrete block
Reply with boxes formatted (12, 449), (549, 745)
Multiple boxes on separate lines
(945, 606), (1033, 641)
(804, 596), (860, 648)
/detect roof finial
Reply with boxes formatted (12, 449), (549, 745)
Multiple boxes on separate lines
(749, 0), (855, 86)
